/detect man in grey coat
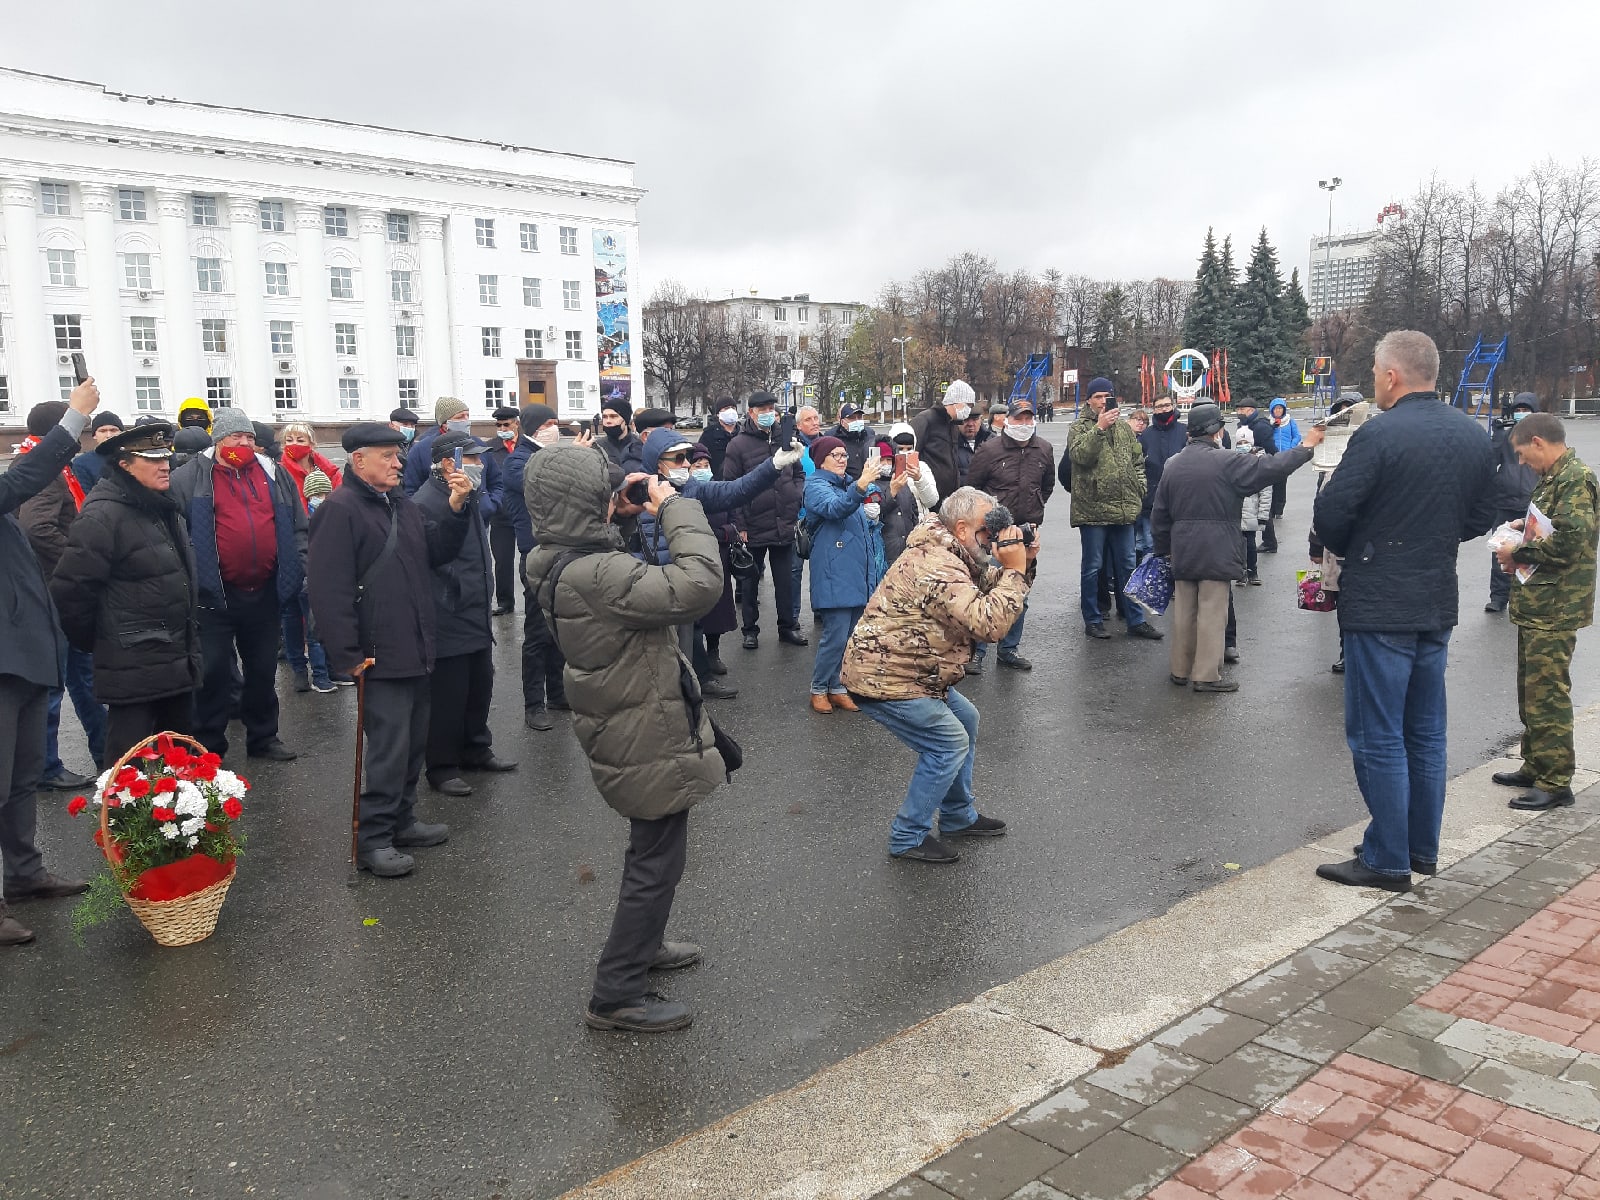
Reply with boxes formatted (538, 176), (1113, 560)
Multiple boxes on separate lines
(525, 444), (726, 1034)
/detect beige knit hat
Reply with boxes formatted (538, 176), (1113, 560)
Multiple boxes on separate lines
(302, 469), (334, 500)
(434, 396), (469, 425)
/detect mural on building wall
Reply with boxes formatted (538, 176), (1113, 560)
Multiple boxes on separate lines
(593, 230), (632, 405)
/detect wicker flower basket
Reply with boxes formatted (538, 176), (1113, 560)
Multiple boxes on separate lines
(98, 732), (238, 947)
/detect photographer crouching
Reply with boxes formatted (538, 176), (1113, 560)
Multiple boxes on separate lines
(841, 487), (1034, 864)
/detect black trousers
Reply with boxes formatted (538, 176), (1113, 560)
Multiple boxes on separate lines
(521, 566), (567, 710)
(104, 692), (195, 774)
(591, 808), (689, 1008)
(0, 673), (48, 886)
(194, 585), (282, 757)
(426, 649), (495, 780)
(359, 675), (429, 852)
(490, 522), (518, 611)
(736, 543), (798, 636)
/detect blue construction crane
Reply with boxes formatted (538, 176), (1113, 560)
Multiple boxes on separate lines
(1451, 334), (1509, 421)
(1010, 352), (1052, 404)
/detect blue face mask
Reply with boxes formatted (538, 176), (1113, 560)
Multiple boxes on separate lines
(398, 426), (416, 443)
(756, 411), (777, 429)
(691, 467), (713, 482)
(846, 420), (865, 434)
(308, 497), (324, 512)
(1513, 410), (1529, 422)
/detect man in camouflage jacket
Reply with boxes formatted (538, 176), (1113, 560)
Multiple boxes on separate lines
(841, 487), (1032, 864)
(1494, 413), (1598, 811)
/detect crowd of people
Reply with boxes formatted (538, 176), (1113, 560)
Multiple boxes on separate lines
(1, 329), (1594, 1041)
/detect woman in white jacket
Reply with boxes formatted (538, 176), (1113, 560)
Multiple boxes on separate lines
(1235, 427), (1270, 585)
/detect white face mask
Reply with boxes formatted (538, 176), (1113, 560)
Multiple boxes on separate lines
(952, 404), (973, 421)
(862, 502), (881, 521)
(1004, 423), (1034, 442)
(845, 420), (865, 434)
(666, 467), (691, 485)
(533, 425), (560, 447)
(878, 464), (894, 479)
(691, 467), (713, 482)
(446, 416), (471, 434)
(497, 429), (516, 442)
(462, 464), (483, 486)
(719, 409), (738, 427)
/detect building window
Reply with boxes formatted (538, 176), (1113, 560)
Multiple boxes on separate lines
(40, 182), (70, 216)
(481, 327), (502, 357)
(559, 226), (578, 255)
(820, 308), (833, 324)
(53, 314), (83, 350)
(334, 323), (358, 356)
(259, 200), (285, 232)
(201, 318), (228, 353)
(0, 376), (9, 412)
(338, 378), (361, 409)
(329, 266), (354, 299)
(124, 253), (153, 291)
(59, 376), (75, 400)
(206, 376), (232, 401)
(264, 261), (289, 296)
(118, 188), (147, 222)
(386, 212), (410, 243)
(270, 320), (295, 355)
(564, 330), (582, 360)
(475, 218), (496, 248)
(191, 194), (218, 227)
(397, 379), (419, 406)
(798, 308), (809, 324)
(562, 280), (582, 310)
(522, 277), (542, 307)
(478, 275), (498, 306)
(772, 306), (787, 322)
(391, 271), (413, 303)
(798, 335), (810, 351)
(520, 223), (539, 252)
(129, 317), (158, 353)
(775, 335), (789, 352)
(274, 378), (299, 410)
(134, 377), (162, 408)
(395, 324), (416, 357)
(566, 380), (585, 410)
(47, 249), (78, 287)
(524, 329), (543, 358)
(323, 206), (349, 238)
(196, 258), (223, 293)
(484, 379), (505, 406)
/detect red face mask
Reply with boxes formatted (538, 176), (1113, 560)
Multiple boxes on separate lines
(219, 444), (254, 470)
(284, 443), (313, 461)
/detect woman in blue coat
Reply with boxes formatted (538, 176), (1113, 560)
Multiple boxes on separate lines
(803, 436), (884, 714)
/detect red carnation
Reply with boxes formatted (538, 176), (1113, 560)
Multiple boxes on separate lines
(163, 748), (191, 769)
(154, 776), (178, 794)
(125, 778), (152, 799)
(137, 747), (160, 760)
(200, 752), (222, 770)
(67, 795), (88, 816)
(114, 766), (140, 787)
(204, 821), (219, 832)
(221, 797), (243, 820)
(151, 806), (177, 822)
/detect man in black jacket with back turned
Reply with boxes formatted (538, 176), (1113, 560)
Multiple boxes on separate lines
(0, 378), (101, 945)
(308, 423), (471, 878)
(721, 391), (807, 649)
(1311, 331), (1496, 895)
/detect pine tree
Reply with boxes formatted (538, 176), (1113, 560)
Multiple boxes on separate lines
(1284, 268), (1311, 337)
(1230, 228), (1296, 400)
(1181, 228), (1236, 355)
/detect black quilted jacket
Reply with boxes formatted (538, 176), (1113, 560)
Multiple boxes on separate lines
(1312, 393), (1497, 632)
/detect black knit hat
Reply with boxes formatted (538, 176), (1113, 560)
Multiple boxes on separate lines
(26, 401), (69, 437)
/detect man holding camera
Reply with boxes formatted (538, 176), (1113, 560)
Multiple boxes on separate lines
(841, 487), (1033, 864)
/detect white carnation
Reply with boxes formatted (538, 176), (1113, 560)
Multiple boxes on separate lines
(159, 821), (180, 840)
(174, 782), (207, 817)
(186, 835), (199, 848)
(215, 771), (247, 800)
(180, 816), (204, 836)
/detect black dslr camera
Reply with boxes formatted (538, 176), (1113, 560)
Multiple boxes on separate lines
(983, 504), (1036, 548)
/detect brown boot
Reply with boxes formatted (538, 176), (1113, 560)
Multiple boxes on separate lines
(0, 903), (35, 946)
(829, 693), (860, 712)
(810, 694), (833, 715)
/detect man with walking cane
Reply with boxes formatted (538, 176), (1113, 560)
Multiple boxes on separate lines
(308, 423), (471, 879)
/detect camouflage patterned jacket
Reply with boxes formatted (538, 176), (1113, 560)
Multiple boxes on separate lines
(1510, 448), (1599, 633)
(840, 516), (1029, 701)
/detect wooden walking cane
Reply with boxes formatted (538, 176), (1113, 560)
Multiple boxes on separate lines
(347, 658), (376, 886)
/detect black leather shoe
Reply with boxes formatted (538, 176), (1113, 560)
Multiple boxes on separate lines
(431, 777), (473, 797)
(357, 847), (414, 877)
(1127, 622), (1164, 641)
(1330, 656), (1345, 675)
(248, 739), (298, 762)
(1510, 787), (1575, 811)
(944, 815), (1007, 838)
(700, 677), (739, 699)
(708, 654), (728, 676)
(1170, 674), (1189, 686)
(964, 654), (984, 676)
(1492, 768), (1536, 788)
(463, 756), (518, 773)
(1224, 645), (1240, 664)
(394, 820), (449, 848)
(1485, 601), (1506, 614)
(778, 629), (809, 646)
(997, 653), (1032, 671)
(1316, 856), (1411, 893)
(38, 769), (91, 791)
(892, 835), (961, 864)
(492, 605), (515, 617)
(585, 992), (694, 1033)
(742, 632), (759, 650)
(1351, 847), (1436, 876)
(525, 705), (553, 732)
(292, 670), (312, 693)
(650, 941), (702, 971)
(1085, 622), (1111, 640)
(4, 871), (90, 902)
(0, 903), (34, 946)
(1193, 679), (1239, 693)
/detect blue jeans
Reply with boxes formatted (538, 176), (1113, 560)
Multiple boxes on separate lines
(1079, 523), (1146, 627)
(281, 592), (331, 686)
(860, 690), (981, 854)
(810, 606), (863, 694)
(1344, 629), (1451, 876)
(1134, 516), (1154, 560)
(974, 593), (1028, 660)
(46, 643), (107, 774)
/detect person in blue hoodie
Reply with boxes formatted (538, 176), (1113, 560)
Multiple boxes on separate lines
(1268, 399), (1303, 536)
(802, 436), (886, 715)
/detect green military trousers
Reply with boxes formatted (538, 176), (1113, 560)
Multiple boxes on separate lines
(1518, 626), (1579, 789)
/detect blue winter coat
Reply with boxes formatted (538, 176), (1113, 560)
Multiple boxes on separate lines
(1270, 404), (1303, 452)
(805, 470), (883, 610)
(639, 460), (779, 565)
(402, 428), (443, 496)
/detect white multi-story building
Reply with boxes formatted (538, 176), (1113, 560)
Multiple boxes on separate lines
(710, 292), (860, 359)
(0, 68), (643, 428)
(1307, 228), (1380, 319)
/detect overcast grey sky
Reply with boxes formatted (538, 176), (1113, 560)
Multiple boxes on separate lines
(6, 0), (1596, 303)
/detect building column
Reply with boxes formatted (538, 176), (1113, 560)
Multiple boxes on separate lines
(1, 178), (56, 409)
(293, 204), (333, 417)
(155, 189), (201, 407)
(357, 208), (398, 417)
(78, 183), (132, 411)
(226, 196), (269, 418)
(417, 215), (455, 403)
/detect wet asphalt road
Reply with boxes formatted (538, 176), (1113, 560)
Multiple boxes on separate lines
(5, 422), (1598, 1200)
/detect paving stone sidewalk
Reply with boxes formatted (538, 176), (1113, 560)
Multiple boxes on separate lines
(875, 790), (1600, 1200)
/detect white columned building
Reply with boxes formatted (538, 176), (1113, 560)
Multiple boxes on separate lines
(0, 67), (642, 429)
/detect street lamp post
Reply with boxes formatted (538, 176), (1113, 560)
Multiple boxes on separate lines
(892, 335), (912, 420)
(1317, 177), (1342, 347)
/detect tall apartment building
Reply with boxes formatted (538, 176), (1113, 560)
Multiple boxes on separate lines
(0, 68), (642, 428)
(1307, 228), (1381, 319)
(710, 292), (861, 360)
